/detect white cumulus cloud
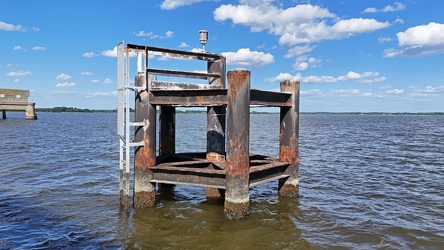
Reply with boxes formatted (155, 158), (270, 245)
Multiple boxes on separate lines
(267, 70), (385, 84)
(33, 46), (47, 51)
(363, 2), (406, 13)
(265, 72), (302, 82)
(384, 22), (444, 57)
(0, 21), (25, 31)
(56, 73), (72, 81)
(179, 42), (189, 48)
(386, 88), (404, 94)
(7, 70), (32, 77)
(214, 3), (390, 46)
(331, 89), (371, 96)
(284, 45), (316, 59)
(222, 48), (274, 67)
(56, 82), (76, 87)
(83, 52), (97, 58)
(160, 0), (214, 10)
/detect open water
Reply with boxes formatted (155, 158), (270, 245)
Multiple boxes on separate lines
(1, 112), (443, 249)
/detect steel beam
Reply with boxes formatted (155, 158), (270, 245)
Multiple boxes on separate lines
(225, 69), (250, 219)
(159, 106), (175, 155)
(134, 73), (157, 207)
(206, 56), (226, 198)
(278, 81), (300, 197)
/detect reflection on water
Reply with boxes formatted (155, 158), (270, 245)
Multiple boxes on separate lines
(1, 112), (444, 249)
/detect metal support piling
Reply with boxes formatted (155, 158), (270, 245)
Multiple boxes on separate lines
(278, 80), (300, 197)
(160, 106), (176, 155)
(225, 69), (251, 219)
(206, 56), (226, 198)
(134, 73), (157, 207)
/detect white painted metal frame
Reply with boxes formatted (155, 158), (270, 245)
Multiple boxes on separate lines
(117, 42), (146, 203)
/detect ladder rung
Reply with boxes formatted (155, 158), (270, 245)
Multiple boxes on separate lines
(128, 141), (145, 147)
(125, 86), (145, 92)
(128, 122), (145, 127)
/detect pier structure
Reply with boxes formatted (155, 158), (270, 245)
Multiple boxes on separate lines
(117, 41), (299, 219)
(0, 89), (37, 120)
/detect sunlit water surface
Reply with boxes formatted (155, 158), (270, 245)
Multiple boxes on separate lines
(1, 113), (443, 249)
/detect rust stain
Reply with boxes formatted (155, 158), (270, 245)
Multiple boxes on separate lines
(135, 134), (156, 170)
(279, 145), (298, 164)
(228, 69), (249, 104)
(226, 136), (249, 177)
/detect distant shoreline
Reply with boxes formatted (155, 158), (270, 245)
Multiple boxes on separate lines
(32, 106), (444, 115)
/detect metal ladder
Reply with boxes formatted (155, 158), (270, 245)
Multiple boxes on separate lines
(117, 42), (145, 205)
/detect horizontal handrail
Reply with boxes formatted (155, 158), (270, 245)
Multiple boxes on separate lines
(126, 43), (223, 61)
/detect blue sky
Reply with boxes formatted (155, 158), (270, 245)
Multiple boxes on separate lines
(1, 0), (443, 112)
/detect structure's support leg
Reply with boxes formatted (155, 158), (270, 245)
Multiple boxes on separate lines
(2, 110), (6, 119)
(134, 73), (157, 207)
(278, 80), (300, 197)
(159, 106), (175, 155)
(225, 69), (250, 219)
(206, 56), (227, 198)
(25, 103), (37, 120)
(206, 106), (226, 198)
(207, 57), (226, 87)
(159, 106), (176, 190)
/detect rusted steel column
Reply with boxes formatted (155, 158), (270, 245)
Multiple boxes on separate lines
(159, 106), (176, 190)
(225, 69), (250, 219)
(206, 106), (226, 198)
(134, 73), (157, 207)
(207, 57), (226, 87)
(206, 57), (226, 198)
(159, 106), (175, 155)
(278, 80), (300, 197)
(206, 56), (226, 161)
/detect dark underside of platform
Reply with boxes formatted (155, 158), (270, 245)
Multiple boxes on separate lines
(151, 153), (290, 189)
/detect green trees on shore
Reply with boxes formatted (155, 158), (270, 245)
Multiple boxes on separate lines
(36, 106), (117, 113)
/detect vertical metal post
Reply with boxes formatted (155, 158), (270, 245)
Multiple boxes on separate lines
(206, 57), (226, 198)
(134, 73), (157, 207)
(158, 106), (176, 191)
(225, 69), (250, 219)
(206, 56), (226, 161)
(2, 110), (6, 119)
(159, 106), (175, 155)
(278, 80), (300, 197)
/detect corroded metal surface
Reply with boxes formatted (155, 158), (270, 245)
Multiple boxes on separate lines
(123, 43), (301, 218)
(206, 106), (225, 161)
(134, 74), (157, 207)
(225, 69), (251, 219)
(278, 80), (300, 197)
(226, 69), (250, 178)
(127, 43), (222, 61)
(159, 106), (175, 155)
(224, 199), (250, 220)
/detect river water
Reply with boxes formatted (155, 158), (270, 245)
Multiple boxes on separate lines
(1, 112), (443, 249)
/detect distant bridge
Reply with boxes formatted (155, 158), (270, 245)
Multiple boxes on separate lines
(0, 89), (37, 120)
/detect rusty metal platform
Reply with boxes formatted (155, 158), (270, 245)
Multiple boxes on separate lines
(151, 153), (290, 189)
(117, 41), (299, 219)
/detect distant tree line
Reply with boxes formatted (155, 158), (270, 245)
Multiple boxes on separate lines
(36, 106), (118, 113)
